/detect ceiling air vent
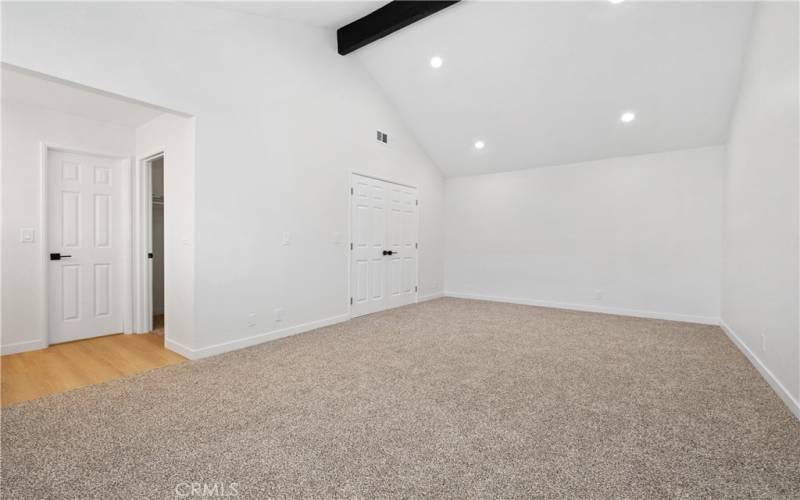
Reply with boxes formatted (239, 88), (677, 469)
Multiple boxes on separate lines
(376, 130), (388, 144)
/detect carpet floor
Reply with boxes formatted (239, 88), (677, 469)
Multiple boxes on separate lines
(2, 298), (799, 499)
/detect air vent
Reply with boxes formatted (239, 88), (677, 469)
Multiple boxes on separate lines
(376, 130), (388, 144)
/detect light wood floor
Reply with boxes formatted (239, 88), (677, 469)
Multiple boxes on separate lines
(1, 315), (184, 407)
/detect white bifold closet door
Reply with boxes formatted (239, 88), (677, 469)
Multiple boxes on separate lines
(351, 174), (418, 317)
(47, 150), (124, 344)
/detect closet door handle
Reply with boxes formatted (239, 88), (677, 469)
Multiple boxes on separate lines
(50, 253), (72, 260)
(384, 250), (395, 256)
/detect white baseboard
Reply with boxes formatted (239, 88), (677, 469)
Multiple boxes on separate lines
(164, 313), (351, 360)
(0, 338), (48, 355)
(418, 291), (444, 302)
(720, 320), (800, 420)
(444, 292), (720, 325)
(163, 337), (196, 359)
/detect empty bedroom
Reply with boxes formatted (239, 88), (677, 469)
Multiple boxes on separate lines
(1, 0), (798, 498)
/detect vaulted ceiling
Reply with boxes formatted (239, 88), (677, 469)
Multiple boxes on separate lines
(207, 2), (755, 177)
(203, 1), (384, 28)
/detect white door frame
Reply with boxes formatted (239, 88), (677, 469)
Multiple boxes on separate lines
(39, 143), (135, 346)
(132, 152), (164, 335)
(348, 171), (420, 317)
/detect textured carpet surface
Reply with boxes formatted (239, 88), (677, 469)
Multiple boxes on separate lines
(2, 298), (799, 499)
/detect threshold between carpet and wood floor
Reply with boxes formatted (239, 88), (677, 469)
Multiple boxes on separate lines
(2, 298), (798, 498)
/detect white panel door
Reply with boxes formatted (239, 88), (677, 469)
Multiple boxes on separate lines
(48, 150), (124, 343)
(351, 175), (388, 317)
(387, 183), (418, 309)
(350, 174), (417, 317)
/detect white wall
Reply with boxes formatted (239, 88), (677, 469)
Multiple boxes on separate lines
(1, 100), (136, 353)
(135, 113), (196, 351)
(445, 146), (724, 323)
(721, 2), (799, 416)
(1, 2), (445, 357)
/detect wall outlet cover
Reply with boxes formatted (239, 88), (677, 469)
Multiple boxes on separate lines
(19, 228), (35, 243)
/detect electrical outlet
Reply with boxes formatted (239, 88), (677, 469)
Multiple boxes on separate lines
(274, 308), (284, 322)
(594, 289), (604, 300)
(761, 332), (766, 352)
(247, 313), (257, 327)
(281, 232), (291, 246)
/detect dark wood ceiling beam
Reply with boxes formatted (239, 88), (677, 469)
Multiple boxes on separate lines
(337, 1), (460, 56)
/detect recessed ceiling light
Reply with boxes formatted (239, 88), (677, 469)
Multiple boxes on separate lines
(430, 56), (443, 69)
(474, 140), (485, 150)
(609, 0), (625, 4)
(620, 111), (636, 123)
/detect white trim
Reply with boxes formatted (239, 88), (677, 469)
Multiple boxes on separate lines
(349, 171), (417, 189)
(720, 320), (800, 421)
(38, 143), (49, 349)
(418, 291), (444, 303)
(167, 313), (351, 360)
(163, 338), (195, 359)
(444, 291), (720, 325)
(132, 152), (164, 335)
(0, 339), (48, 355)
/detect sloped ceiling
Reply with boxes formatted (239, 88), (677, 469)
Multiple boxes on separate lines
(199, 1), (755, 177)
(354, 1), (754, 176)
(201, 1), (384, 28)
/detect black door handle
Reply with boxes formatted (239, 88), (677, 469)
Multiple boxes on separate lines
(383, 250), (395, 256)
(50, 253), (72, 261)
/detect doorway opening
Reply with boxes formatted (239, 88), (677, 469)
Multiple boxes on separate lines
(0, 65), (195, 361)
(149, 155), (165, 339)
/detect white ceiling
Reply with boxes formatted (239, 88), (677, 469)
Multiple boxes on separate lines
(353, 1), (755, 176)
(200, 1), (385, 28)
(4, 2), (757, 176)
(2, 67), (164, 128)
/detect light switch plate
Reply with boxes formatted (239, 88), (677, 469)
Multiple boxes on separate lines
(20, 228), (35, 243)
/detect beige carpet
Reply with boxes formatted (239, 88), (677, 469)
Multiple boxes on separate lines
(2, 298), (799, 499)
